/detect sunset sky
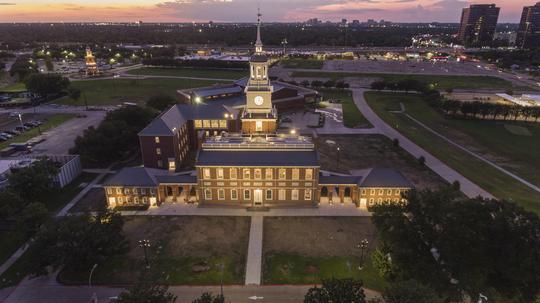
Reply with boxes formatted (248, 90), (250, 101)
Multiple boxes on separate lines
(0, 0), (530, 23)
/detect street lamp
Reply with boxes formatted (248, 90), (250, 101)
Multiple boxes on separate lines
(138, 239), (151, 268)
(89, 263), (98, 303)
(336, 147), (341, 170)
(357, 238), (369, 270)
(17, 113), (24, 129)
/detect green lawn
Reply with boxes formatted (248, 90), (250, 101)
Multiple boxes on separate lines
(264, 253), (387, 291)
(57, 78), (227, 106)
(126, 67), (247, 80)
(292, 71), (513, 90)
(0, 114), (75, 149)
(0, 83), (26, 93)
(281, 59), (324, 69)
(319, 89), (372, 128)
(365, 91), (540, 215)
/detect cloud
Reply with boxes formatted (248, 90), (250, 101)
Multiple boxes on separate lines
(0, 2), (16, 5)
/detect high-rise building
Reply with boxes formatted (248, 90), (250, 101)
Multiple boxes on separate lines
(516, 2), (540, 49)
(457, 4), (500, 46)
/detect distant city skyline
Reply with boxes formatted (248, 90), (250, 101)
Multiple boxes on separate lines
(0, 0), (530, 23)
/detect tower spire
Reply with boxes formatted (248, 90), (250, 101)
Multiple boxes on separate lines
(255, 7), (263, 53)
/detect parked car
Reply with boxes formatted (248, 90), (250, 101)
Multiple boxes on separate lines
(23, 122), (35, 128)
(15, 126), (30, 132)
(0, 132), (13, 139)
(8, 129), (21, 135)
(9, 112), (21, 118)
(0, 135), (8, 141)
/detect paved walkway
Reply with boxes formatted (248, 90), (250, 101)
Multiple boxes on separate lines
(245, 215), (263, 285)
(403, 112), (540, 193)
(352, 88), (494, 199)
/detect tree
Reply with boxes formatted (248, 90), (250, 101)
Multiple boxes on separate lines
(417, 156), (425, 166)
(323, 80), (336, 88)
(300, 80), (310, 87)
(116, 281), (177, 303)
(68, 87), (81, 101)
(25, 73), (70, 99)
(8, 157), (59, 203)
(372, 247), (395, 280)
(371, 189), (540, 301)
(0, 189), (25, 219)
(192, 292), (225, 303)
(382, 280), (439, 303)
(146, 94), (177, 111)
(17, 202), (49, 238)
(370, 81), (386, 91)
(311, 80), (323, 88)
(32, 211), (128, 274)
(304, 278), (366, 303)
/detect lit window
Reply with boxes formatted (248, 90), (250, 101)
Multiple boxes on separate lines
(155, 137), (160, 143)
(116, 188), (122, 194)
(203, 120), (211, 128)
(194, 120), (203, 128)
(124, 188), (130, 194)
(132, 188), (138, 194)
(217, 168), (224, 179)
(279, 168), (286, 180)
(218, 189), (225, 200)
(278, 189), (286, 200)
(204, 189), (212, 200)
(219, 120), (227, 128)
(244, 189), (251, 200)
(254, 169), (262, 179)
(378, 198), (382, 203)
(291, 189), (299, 200)
(150, 188), (155, 195)
(265, 169), (273, 180)
(231, 189), (238, 200)
(134, 197), (139, 204)
(157, 160), (163, 168)
(370, 189), (375, 195)
(379, 189), (384, 195)
(107, 188), (113, 195)
(169, 159), (176, 170)
(243, 169), (251, 179)
(292, 169), (300, 180)
(141, 188), (146, 195)
(305, 189), (312, 200)
(230, 168), (237, 179)
(266, 189), (272, 200)
(396, 189), (401, 195)
(361, 189), (366, 195)
(156, 148), (161, 155)
(203, 168), (211, 179)
(305, 169), (313, 180)
(387, 189), (392, 195)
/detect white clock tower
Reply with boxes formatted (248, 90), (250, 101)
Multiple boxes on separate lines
(242, 9), (277, 134)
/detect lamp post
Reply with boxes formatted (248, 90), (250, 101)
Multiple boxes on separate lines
(281, 38), (288, 56)
(357, 238), (369, 270)
(18, 113), (23, 129)
(89, 263), (98, 303)
(336, 147), (341, 170)
(138, 239), (151, 268)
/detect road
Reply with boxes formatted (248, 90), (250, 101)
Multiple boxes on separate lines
(352, 88), (494, 199)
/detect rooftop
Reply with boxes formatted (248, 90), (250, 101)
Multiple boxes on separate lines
(196, 149), (319, 167)
(202, 134), (315, 150)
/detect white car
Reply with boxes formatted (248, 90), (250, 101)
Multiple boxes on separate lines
(9, 112), (21, 118)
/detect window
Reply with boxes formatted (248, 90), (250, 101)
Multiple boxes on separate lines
(394, 198), (399, 202)
(116, 188), (122, 194)
(292, 169), (300, 180)
(370, 189), (375, 195)
(107, 188), (113, 194)
(305, 169), (313, 180)
(150, 188), (156, 195)
(124, 188), (130, 194)
(142, 197), (148, 203)
(279, 168), (287, 180)
(265, 169), (273, 180)
(230, 168), (237, 179)
(134, 197), (139, 204)
(157, 160), (163, 168)
(141, 188), (146, 195)
(266, 189), (272, 200)
(203, 168), (211, 179)
(211, 120), (219, 128)
(169, 159), (176, 170)
(156, 148), (161, 155)
(194, 120), (202, 128)
(387, 189), (392, 195)
(305, 189), (312, 200)
(395, 189), (401, 195)
(255, 121), (263, 132)
(231, 189), (238, 200)
(278, 189), (286, 200)
(378, 198), (383, 203)
(155, 137), (160, 143)
(132, 188), (138, 194)
(361, 189), (366, 195)
(217, 168), (224, 179)
(219, 120), (227, 128)
(254, 169), (262, 179)
(118, 197), (123, 204)
(244, 189), (251, 200)
(204, 189), (212, 200)
(291, 189), (299, 200)
(218, 189), (225, 200)
(243, 169), (251, 179)
(203, 120), (211, 128)
(379, 189), (384, 195)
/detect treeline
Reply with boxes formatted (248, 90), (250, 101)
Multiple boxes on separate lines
(472, 49), (540, 69)
(439, 99), (540, 121)
(142, 58), (249, 69)
(0, 23), (457, 48)
(298, 79), (350, 89)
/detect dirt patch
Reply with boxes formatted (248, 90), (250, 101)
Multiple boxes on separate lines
(264, 217), (376, 257)
(317, 134), (447, 190)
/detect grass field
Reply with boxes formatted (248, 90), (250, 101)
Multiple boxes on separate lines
(0, 82), (26, 93)
(58, 216), (250, 285)
(364, 91), (540, 214)
(318, 89), (372, 128)
(126, 67), (247, 80)
(0, 114), (75, 149)
(57, 78), (226, 106)
(291, 71), (513, 90)
(281, 59), (324, 69)
(263, 217), (387, 291)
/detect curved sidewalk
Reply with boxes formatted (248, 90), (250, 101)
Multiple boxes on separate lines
(352, 88), (494, 199)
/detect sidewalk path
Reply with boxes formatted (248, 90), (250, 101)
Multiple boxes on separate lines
(352, 88), (494, 199)
(245, 216), (263, 285)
